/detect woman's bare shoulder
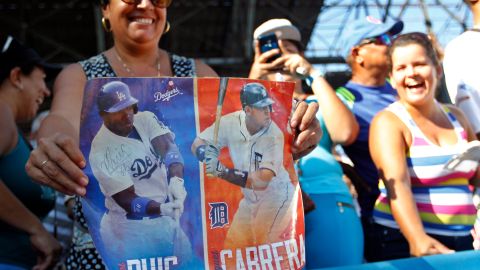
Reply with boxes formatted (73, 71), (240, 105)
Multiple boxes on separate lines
(194, 59), (218, 77)
(49, 63), (87, 122)
(54, 63), (86, 90)
(444, 103), (477, 141)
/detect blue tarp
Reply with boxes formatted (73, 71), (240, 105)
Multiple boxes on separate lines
(318, 250), (480, 270)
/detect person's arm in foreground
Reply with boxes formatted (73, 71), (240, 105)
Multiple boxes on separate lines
(310, 75), (359, 145)
(369, 111), (453, 257)
(275, 40), (354, 145)
(25, 64), (89, 196)
(0, 181), (61, 270)
(195, 60), (219, 77)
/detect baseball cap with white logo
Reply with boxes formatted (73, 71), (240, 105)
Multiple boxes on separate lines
(339, 16), (404, 59)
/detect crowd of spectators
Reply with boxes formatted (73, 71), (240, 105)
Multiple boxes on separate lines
(1, 0), (479, 269)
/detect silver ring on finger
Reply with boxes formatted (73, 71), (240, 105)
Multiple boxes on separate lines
(40, 159), (50, 169)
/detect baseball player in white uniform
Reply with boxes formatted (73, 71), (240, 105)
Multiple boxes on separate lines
(88, 81), (191, 263)
(191, 82), (296, 249)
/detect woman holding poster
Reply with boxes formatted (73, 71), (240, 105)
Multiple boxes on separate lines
(24, 1), (320, 269)
(26, 0), (216, 268)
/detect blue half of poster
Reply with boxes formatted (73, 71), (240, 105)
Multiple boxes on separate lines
(79, 78), (203, 269)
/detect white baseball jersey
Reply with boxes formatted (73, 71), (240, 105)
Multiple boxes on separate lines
(200, 110), (296, 247)
(89, 111), (171, 215)
(199, 110), (291, 202)
(90, 111), (193, 263)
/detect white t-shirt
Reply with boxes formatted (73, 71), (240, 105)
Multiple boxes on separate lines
(443, 30), (480, 133)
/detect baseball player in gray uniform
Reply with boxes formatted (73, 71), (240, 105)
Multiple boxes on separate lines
(191, 82), (295, 248)
(88, 81), (191, 262)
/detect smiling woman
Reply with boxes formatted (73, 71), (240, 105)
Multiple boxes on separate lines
(23, 0), (322, 268)
(389, 39), (440, 107)
(116, 0), (171, 8)
(367, 32), (480, 261)
(23, 0), (217, 268)
(0, 35), (61, 270)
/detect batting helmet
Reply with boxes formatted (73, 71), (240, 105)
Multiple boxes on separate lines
(240, 83), (275, 108)
(97, 81), (138, 113)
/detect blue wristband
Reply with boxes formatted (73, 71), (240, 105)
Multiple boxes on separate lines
(305, 69), (324, 87)
(165, 148), (184, 167)
(195, 145), (206, 162)
(131, 197), (152, 217)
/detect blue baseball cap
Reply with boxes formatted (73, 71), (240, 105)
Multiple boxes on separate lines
(339, 16), (404, 60)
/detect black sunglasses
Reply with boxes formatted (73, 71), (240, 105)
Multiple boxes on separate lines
(357, 33), (393, 47)
(121, 0), (172, 8)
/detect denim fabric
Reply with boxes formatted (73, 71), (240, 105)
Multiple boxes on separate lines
(305, 193), (364, 268)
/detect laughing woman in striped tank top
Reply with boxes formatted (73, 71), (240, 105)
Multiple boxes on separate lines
(368, 32), (480, 261)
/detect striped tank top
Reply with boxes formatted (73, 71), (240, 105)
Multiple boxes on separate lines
(373, 101), (477, 236)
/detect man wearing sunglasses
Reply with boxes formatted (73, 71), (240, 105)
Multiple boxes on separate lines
(336, 16), (403, 262)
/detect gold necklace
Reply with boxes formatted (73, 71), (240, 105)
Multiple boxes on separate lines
(114, 48), (161, 77)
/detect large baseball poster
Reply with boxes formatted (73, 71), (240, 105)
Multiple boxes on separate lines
(79, 77), (305, 270)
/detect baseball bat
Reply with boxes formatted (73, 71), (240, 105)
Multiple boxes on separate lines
(213, 77), (229, 145)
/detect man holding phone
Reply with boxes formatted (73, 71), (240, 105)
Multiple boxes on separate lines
(248, 19), (364, 268)
(249, 19), (319, 101)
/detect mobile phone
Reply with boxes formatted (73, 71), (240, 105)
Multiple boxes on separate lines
(258, 33), (281, 63)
